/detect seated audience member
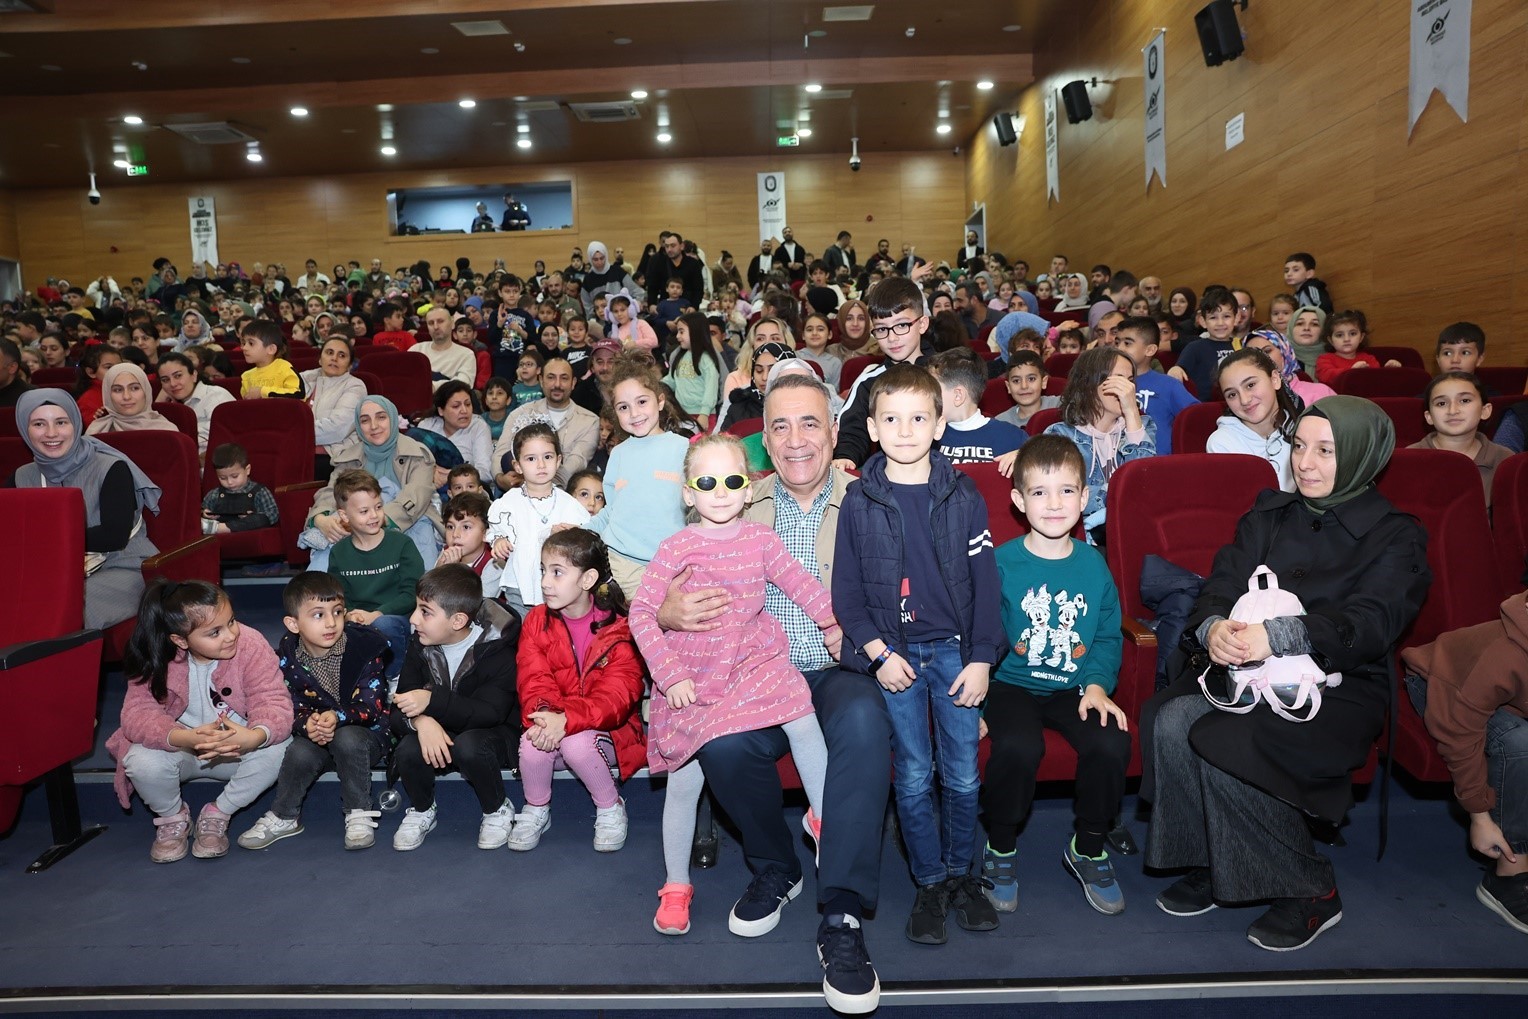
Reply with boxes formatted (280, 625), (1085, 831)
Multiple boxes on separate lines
(796, 312), (842, 392)
(301, 335), (367, 471)
(1164, 287), (1198, 347)
(1169, 287), (1238, 402)
(445, 463), (485, 496)
(1285, 305), (1327, 376)
(0, 338), (33, 408)
(156, 351), (233, 455)
(927, 347), (1026, 464)
(1113, 316), (1195, 455)
(202, 442), (280, 534)
(607, 294), (658, 350)
(994, 351), (1059, 430)
(718, 341), (792, 433)
(1206, 349), (1299, 491)
(833, 278), (934, 469)
(992, 303), (1053, 361)
(826, 299), (875, 361)
(414, 380), (494, 482)
(1315, 310), (1401, 386)
(237, 571), (393, 853)
(389, 563), (522, 853)
(1266, 293), (1297, 336)
(412, 307), (476, 391)
(86, 363), (179, 435)
(12, 389), (161, 629)
(512, 350), (545, 408)
(1283, 251), (1333, 315)
(74, 346), (123, 420)
(240, 320), (300, 399)
(1403, 593), (1528, 936)
(492, 357), (600, 489)
(436, 491), (503, 597)
(372, 302), (418, 353)
(573, 339), (620, 416)
(1410, 372), (1512, 508)
(1053, 325), (1084, 356)
(481, 376), (514, 442)
(325, 468), (423, 677)
(1435, 321), (1486, 377)
(1244, 329), (1335, 407)
(169, 307), (212, 353)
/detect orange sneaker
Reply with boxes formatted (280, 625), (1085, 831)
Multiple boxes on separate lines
(654, 882), (694, 935)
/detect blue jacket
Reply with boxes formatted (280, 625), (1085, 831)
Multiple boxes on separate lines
(832, 450), (1006, 673)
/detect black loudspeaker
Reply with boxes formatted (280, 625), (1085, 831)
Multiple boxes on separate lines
(993, 113), (1017, 146)
(1195, 0), (1245, 67)
(1061, 80), (1092, 124)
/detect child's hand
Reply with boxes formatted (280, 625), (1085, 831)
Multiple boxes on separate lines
(315, 512), (349, 543)
(436, 545), (465, 567)
(831, 457), (857, 473)
(1383, 359), (1403, 369)
(1099, 373), (1139, 422)
(821, 623), (843, 662)
(347, 608), (382, 625)
(1079, 685), (1128, 730)
(978, 716), (989, 740)
(994, 449), (1019, 479)
(201, 509), (216, 519)
(948, 663), (989, 707)
(392, 689), (431, 718)
(92, 406), (109, 420)
(194, 715), (261, 760)
(491, 537), (514, 562)
(877, 652), (916, 693)
(528, 710), (566, 749)
(214, 522), (230, 534)
(549, 523), (575, 534)
(666, 679), (697, 709)
(1167, 366), (1189, 383)
(248, 385), (264, 398)
(416, 716), (453, 767)
(1469, 811), (1519, 864)
(1350, 360), (1369, 370)
(433, 466), (450, 488)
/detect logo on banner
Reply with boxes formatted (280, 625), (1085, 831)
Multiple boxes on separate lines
(1409, 0), (1471, 135)
(1143, 29), (1168, 191)
(1427, 9), (1450, 43)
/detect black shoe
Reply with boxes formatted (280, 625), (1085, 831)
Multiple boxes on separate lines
(817, 914), (881, 1014)
(1477, 872), (1528, 935)
(728, 869), (802, 937)
(1156, 867), (1217, 916)
(691, 825), (718, 870)
(1247, 889), (1343, 951)
(1106, 820), (1139, 855)
(906, 881), (951, 945)
(946, 874), (1000, 931)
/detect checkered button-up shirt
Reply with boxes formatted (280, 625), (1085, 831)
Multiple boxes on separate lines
(765, 475), (835, 674)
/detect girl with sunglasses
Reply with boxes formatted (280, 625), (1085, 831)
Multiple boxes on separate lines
(629, 434), (844, 937)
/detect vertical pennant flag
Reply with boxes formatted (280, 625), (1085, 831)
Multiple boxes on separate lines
(188, 196), (218, 266)
(757, 172), (787, 242)
(1143, 29), (1167, 190)
(1409, 0), (1471, 136)
(1044, 89), (1060, 203)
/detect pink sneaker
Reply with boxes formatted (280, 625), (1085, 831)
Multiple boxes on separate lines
(151, 805), (191, 864)
(654, 882), (694, 935)
(192, 803), (231, 859)
(803, 809), (822, 866)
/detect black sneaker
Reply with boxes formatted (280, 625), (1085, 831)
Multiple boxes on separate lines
(947, 874), (1000, 931)
(906, 881), (951, 945)
(727, 869), (803, 937)
(1106, 819), (1139, 855)
(817, 914), (880, 1014)
(1247, 889), (1343, 951)
(1156, 867), (1217, 917)
(1477, 872), (1528, 935)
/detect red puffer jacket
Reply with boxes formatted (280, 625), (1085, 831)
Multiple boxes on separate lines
(516, 605), (647, 779)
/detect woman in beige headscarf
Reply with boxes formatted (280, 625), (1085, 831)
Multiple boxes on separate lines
(86, 362), (178, 435)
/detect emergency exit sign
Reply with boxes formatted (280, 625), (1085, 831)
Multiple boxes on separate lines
(127, 164), (150, 176)
(776, 134), (800, 147)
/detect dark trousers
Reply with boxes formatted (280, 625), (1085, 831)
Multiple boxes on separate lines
(393, 724), (513, 814)
(695, 667), (893, 912)
(980, 682), (1131, 853)
(272, 727), (388, 818)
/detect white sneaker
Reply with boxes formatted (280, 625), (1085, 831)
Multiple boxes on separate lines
(593, 798), (628, 852)
(237, 811), (303, 850)
(507, 804), (551, 851)
(392, 805), (438, 851)
(478, 800), (517, 849)
(344, 809), (381, 850)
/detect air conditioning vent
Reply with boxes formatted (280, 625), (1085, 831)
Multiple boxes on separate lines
(451, 20), (510, 37)
(164, 121), (258, 145)
(568, 102), (641, 123)
(823, 5), (875, 22)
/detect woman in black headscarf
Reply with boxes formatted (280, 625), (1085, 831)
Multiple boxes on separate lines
(1143, 397), (1431, 952)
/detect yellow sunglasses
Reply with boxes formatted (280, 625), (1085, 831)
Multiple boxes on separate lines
(686, 473), (750, 493)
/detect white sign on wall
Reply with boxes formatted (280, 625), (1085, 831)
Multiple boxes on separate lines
(1409, 0), (1471, 135)
(1044, 89), (1060, 203)
(1225, 113), (1245, 150)
(1143, 29), (1167, 190)
(188, 196), (218, 266)
(756, 172), (786, 242)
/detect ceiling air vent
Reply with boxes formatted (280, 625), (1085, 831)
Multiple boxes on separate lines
(164, 122), (258, 145)
(823, 5), (875, 21)
(568, 102), (641, 123)
(452, 20), (510, 37)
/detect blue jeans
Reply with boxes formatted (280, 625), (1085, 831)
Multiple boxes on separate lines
(367, 615), (411, 681)
(882, 636), (981, 888)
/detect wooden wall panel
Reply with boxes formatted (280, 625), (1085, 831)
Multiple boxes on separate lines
(967, 0), (1528, 363)
(0, 190), (18, 261)
(13, 153), (966, 292)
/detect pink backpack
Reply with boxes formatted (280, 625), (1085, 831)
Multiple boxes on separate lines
(1198, 566), (1342, 723)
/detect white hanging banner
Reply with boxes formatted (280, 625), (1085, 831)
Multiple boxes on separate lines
(756, 172), (787, 242)
(1408, 0), (1471, 136)
(1143, 29), (1167, 190)
(188, 195), (219, 267)
(1044, 89), (1060, 203)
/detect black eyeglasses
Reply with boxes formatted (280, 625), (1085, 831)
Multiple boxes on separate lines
(869, 320), (919, 340)
(687, 474), (750, 493)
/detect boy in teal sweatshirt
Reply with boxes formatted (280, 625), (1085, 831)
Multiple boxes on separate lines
(326, 469), (424, 681)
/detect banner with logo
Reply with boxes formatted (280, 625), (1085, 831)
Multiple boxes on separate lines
(188, 195), (218, 266)
(756, 172), (786, 242)
(1409, 0), (1471, 136)
(1044, 89), (1059, 203)
(1143, 29), (1167, 190)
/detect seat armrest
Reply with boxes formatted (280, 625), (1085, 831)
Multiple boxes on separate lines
(144, 534), (219, 571)
(1121, 617), (1158, 647)
(0, 629), (104, 670)
(276, 480), (325, 495)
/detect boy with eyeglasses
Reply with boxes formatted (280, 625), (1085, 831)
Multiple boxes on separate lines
(833, 278), (934, 469)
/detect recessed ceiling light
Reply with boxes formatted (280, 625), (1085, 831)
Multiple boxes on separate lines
(631, 89), (648, 100)
(458, 98), (476, 108)
(513, 41), (526, 53)
(613, 37), (632, 45)
(514, 95), (528, 101)
(809, 29), (828, 38)
(517, 123), (530, 133)
(804, 83), (822, 93)
(938, 110), (949, 118)
(289, 106), (309, 117)
(123, 115), (143, 125)
(376, 104), (393, 112)
(976, 81), (994, 91)
(230, 56), (251, 64)
(797, 127), (813, 138)
(113, 159), (129, 169)
(1002, 24), (1022, 32)
(936, 123), (952, 135)
(516, 137), (532, 150)
(380, 145), (396, 156)
(421, 47), (439, 54)
(656, 131), (672, 143)
(246, 150), (263, 163)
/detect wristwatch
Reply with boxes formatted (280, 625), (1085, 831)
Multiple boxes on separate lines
(867, 646), (894, 674)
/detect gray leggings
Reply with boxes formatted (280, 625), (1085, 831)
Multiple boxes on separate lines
(122, 739), (291, 818)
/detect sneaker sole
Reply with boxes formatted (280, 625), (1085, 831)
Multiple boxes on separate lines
(905, 924), (948, 946)
(593, 835), (627, 852)
(653, 917), (691, 936)
(802, 813), (820, 867)
(191, 842), (229, 860)
(393, 820), (437, 851)
(150, 845), (190, 864)
(728, 877), (803, 937)
(818, 947), (881, 1015)
(982, 888), (1019, 913)
(1247, 910), (1342, 952)
(507, 835), (544, 851)
(1156, 895), (1217, 917)
(237, 824), (304, 851)
(344, 835), (375, 851)
(1063, 851), (1125, 916)
(1476, 883), (1528, 935)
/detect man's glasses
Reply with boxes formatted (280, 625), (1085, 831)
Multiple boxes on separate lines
(869, 320), (919, 340)
(687, 474), (750, 493)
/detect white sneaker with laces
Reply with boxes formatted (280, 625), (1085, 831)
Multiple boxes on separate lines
(344, 809), (381, 850)
(392, 805), (438, 851)
(478, 800), (517, 849)
(593, 798), (628, 852)
(507, 804), (551, 851)
(237, 811), (303, 850)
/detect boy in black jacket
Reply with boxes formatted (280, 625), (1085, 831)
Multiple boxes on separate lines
(389, 564), (521, 852)
(832, 278), (933, 469)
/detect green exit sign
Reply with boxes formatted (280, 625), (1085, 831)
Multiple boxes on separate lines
(126, 164), (150, 176)
(776, 134), (800, 147)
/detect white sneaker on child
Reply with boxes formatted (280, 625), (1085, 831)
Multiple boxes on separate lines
(478, 800), (517, 849)
(593, 799), (628, 852)
(393, 805), (438, 851)
(237, 811), (302, 851)
(344, 809), (381, 850)
(507, 804), (551, 851)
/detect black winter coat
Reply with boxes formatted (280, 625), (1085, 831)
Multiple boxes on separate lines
(1144, 486), (1430, 822)
(391, 599), (521, 738)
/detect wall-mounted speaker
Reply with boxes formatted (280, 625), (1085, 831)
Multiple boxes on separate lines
(1061, 80), (1092, 124)
(1195, 0), (1245, 67)
(993, 113), (1017, 146)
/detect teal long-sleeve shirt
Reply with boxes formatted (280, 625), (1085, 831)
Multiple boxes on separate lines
(993, 536), (1122, 695)
(588, 430), (690, 562)
(328, 530), (425, 615)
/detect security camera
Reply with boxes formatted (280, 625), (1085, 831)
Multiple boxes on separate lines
(849, 136), (861, 173)
(87, 172), (101, 205)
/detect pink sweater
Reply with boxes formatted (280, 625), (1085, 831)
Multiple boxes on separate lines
(630, 519), (835, 772)
(105, 626), (294, 807)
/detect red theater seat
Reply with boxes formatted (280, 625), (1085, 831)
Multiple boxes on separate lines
(1368, 397), (1430, 448)
(204, 400), (317, 567)
(1368, 346), (1426, 372)
(1024, 408), (1062, 436)
(154, 400), (200, 444)
(1334, 367), (1430, 399)
(1493, 453), (1528, 596)
(365, 351), (433, 417)
(978, 378), (1014, 418)
(838, 355), (882, 397)
(1171, 401), (1227, 455)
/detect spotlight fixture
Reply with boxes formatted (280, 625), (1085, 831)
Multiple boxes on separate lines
(631, 89), (648, 100)
(289, 106), (309, 117)
(458, 99), (477, 109)
(517, 123), (530, 133)
(804, 83), (822, 93)
(936, 123), (952, 135)
(516, 137), (532, 150)
(245, 142), (263, 163)
(122, 115), (143, 125)
(797, 127), (813, 138)
(656, 131), (672, 144)
(380, 145), (397, 156)
(112, 159), (129, 169)
(513, 41), (526, 53)
(976, 81), (994, 91)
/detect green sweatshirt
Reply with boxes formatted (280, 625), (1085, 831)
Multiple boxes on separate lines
(328, 530), (425, 615)
(993, 537), (1122, 695)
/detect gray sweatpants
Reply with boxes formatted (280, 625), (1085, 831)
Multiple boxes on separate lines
(122, 739), (291, 818)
